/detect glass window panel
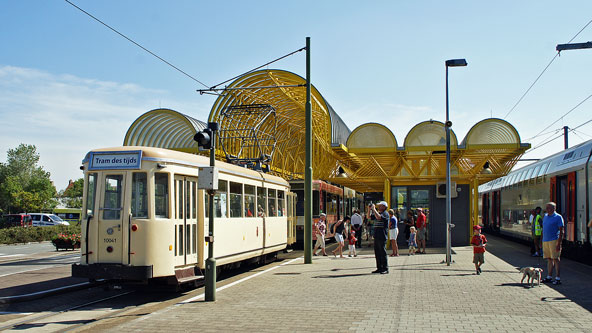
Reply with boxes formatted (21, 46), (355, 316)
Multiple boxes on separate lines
(155, 173), (169, 218)
(192, 182), (197, 219)
(244, 184), (256, 217)
(525, 168), (534, 181)
(538, 163), (550, 177)
(178, 225), (183, 256)
(277, 191), (285, 216)
(268, 189), (277, 217)
(103, 175), (123, 220)
(207, 180), (228, 218)
(132, 173), (148, 218)
(85, 173), (97, 218)
(313, 190), (320, 216)
(177, 180), (184, 219)
(230, 182), (242, 218)
(257, 187), (266, 216)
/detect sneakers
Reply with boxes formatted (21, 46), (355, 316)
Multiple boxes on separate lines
(476, 269), (480, 275)
(531, 252), (539, 257)
(372, 270), (381, 274)
(542, 277), (553, 283)
(478, 267), (482, 273)
(553, 279), (562, 285)
(380, 270), (389, 274)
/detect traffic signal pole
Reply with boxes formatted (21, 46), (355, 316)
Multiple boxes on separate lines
(204, 122), (218, 301)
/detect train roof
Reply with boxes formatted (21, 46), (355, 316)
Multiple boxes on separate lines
(83, 146), (289, 186)
(479, 138), (592, 193)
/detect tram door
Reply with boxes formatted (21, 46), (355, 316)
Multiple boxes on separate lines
(97, 174), (125, 263)
(551, 174), (576, 242)
(174, 175), (198, 267)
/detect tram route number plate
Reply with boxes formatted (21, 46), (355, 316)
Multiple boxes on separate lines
(198, 167), (218, 190)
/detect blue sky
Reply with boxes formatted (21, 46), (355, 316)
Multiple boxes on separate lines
(1, 0), (592, 190)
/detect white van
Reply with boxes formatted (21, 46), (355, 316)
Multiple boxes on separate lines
(29, 213), (70, 226)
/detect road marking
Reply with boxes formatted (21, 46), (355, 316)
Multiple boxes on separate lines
(0, 256), (79, 278)
(179, 256), (302, 304)
(0, 311), (34, 315)
(0, 254), (25, 258)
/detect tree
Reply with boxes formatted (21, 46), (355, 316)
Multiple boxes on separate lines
(0, 144), (57, 213)
(61, 178), (84, 208)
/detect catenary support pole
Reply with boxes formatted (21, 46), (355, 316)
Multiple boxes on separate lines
(205, 123), (217, 301)
(304, 37), (313, 264)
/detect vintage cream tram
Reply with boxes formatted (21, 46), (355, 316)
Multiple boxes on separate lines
(72, 146), (296, 284)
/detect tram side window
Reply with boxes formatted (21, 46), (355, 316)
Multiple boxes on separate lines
(257, 187), (267, 216)
(205, 180), (228, 218)
(103, 175), (123, 220)
(268, 189), (277, 217)
(230, 182), (243, 218)
(244, 185), (256, 217)
(85, 173), (97, 218)
(154, 173), (169, 218)
(277, 191), (285, 216)
(132, 173), (148, 218)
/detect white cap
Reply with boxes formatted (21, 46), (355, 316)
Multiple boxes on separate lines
(378, 201), (388, 208)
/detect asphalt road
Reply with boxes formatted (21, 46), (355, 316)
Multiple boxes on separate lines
(0, 242), (79, 278)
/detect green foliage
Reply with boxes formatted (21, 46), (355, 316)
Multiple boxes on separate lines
(61, 178), (84, 208)
(0, 225), (81, 245)
(0, 144), (57, 213)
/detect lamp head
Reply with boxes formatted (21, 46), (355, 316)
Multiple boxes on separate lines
(445, 59), (468, 67)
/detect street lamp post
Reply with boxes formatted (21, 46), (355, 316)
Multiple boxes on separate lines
(445, 58), (467, 266)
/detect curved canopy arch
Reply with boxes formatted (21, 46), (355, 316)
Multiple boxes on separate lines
(208, 69), (350, 180)
(346, 123), (398, 153)
(462, 118), (521, 148)
(123, 108), (206, 152)
(404, 120), (458, 151)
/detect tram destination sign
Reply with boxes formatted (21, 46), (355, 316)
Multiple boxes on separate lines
(89, 151), (142, 170)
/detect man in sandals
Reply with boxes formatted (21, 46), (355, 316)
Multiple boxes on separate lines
(541, 202), (564, 285)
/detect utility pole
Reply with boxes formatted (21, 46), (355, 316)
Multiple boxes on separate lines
(564, 126), (569, 149)
(304, 37), (313, 264)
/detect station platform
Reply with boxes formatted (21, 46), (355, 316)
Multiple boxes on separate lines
(114, 235), (591, 332)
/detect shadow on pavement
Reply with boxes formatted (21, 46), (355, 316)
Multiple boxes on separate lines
(485, 234), (592, 312)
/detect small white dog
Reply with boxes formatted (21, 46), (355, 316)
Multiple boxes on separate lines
(520, 267), (543, 287)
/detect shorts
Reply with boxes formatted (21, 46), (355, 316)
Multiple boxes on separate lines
(473, 252), (485, 264)
(389, 228), (399, 240)
(543, 240), (561, 259)
(335, 233), (344, 244)
(416, 228), (426, 241)
(315, 235), (325, 249)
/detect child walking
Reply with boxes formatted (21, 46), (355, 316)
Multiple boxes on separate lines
(471, 225), (487, 275)
(408, 226), (417, 255)
(348, 230), (357, 257)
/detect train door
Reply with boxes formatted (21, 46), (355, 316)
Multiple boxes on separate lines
(287, 192), (297, 245)
(481, 193), (489, 227)
(492, 191), (500, 231)
(173, 175), (198, 267)
(551, 174), (576, 242)
(97, 173), (125, 263)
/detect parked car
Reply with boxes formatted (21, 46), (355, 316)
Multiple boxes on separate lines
(29, 213), (70, 226)
(1, 214), (33, 228)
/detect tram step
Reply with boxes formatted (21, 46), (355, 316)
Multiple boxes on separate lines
(177, 275), (204, 284)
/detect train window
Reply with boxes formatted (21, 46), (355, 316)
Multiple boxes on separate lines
(154, 173), (169, 218)
(178, 225), (184, 256)
(531, 165), (541, 180)
(538, 163), (550, 177)
(277, 191), (285, 216)
(257, 187), (267, 216)
(268, 189), (277, 216)
(176, 179), (184, 219)
(230, 182), (242, 218)
(205, 180), (228, 218)
(103, 175), (123, 220)
(85, 173), (97, 218)
(132, 173), (148, 218)
(244, 185), (256, 217)
(313, 190), (320, 216)
(525, 168), (534, 181)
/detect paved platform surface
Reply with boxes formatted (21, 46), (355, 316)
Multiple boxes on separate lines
(112, 235), (592, 332)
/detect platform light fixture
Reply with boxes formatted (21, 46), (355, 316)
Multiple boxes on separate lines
(445, 58), (467, 266)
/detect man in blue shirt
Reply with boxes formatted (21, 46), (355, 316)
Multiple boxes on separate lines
(541, 202), (564, 285)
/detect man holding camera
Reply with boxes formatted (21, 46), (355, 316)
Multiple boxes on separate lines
(369, 201), (389, 274)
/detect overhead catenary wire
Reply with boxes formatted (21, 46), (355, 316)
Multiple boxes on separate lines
(529, 92), (592, 140)
(525, 116), (592, 154)
(503, 17), (592, 120)
(64, 0), (211, 89)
